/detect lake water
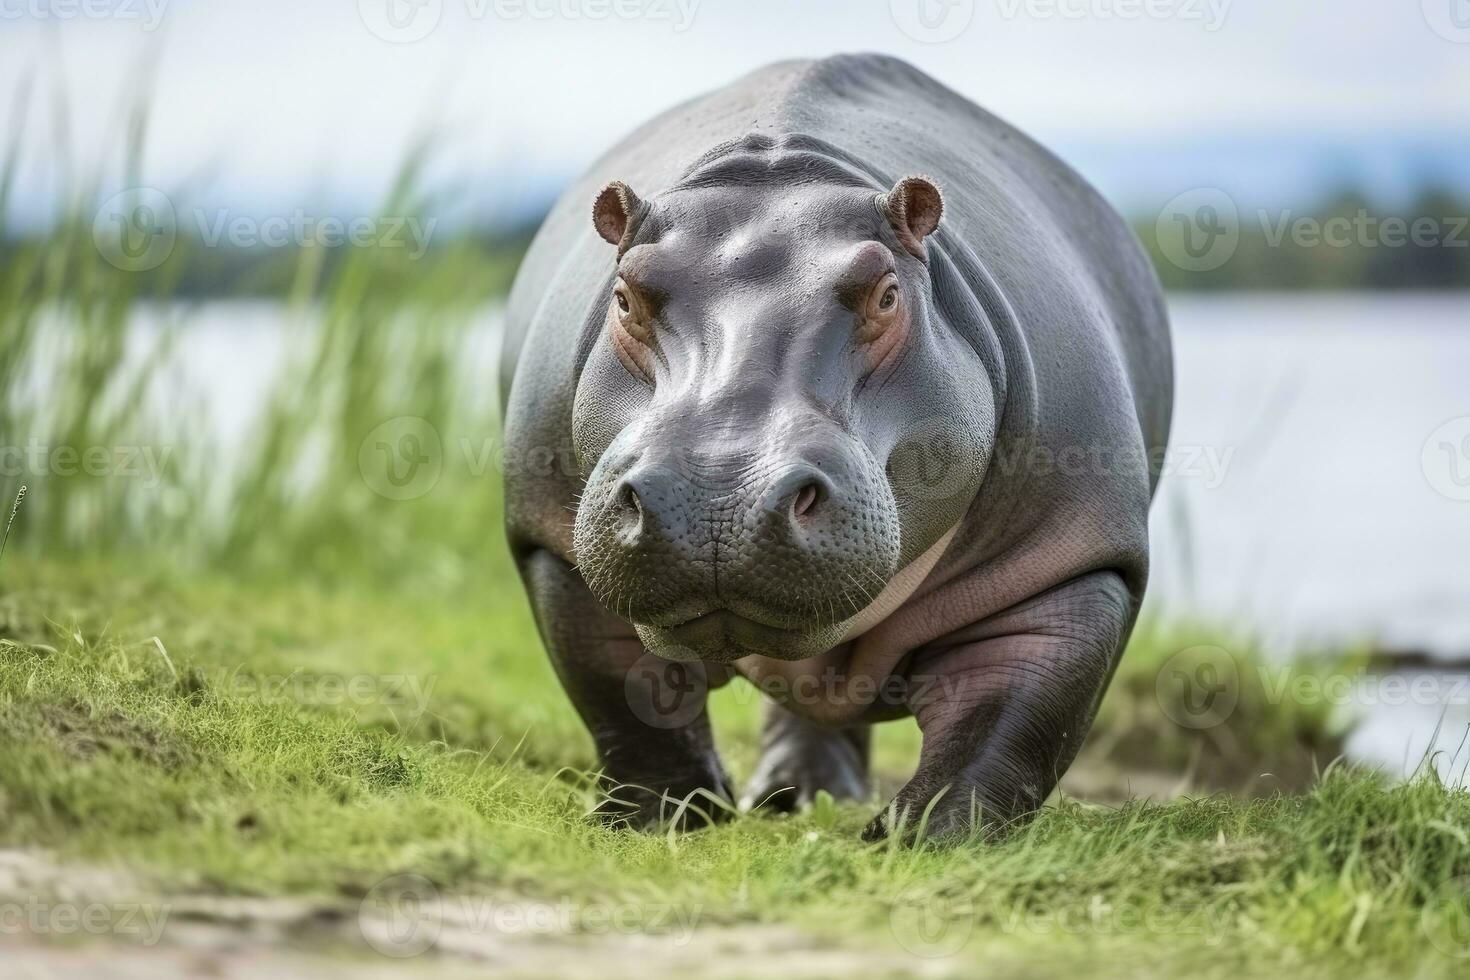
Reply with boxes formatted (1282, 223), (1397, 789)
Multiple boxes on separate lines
(112, 293), (1470, 776)
(1148, 293), (1469, 657)
(1150, 294), (1470, 776)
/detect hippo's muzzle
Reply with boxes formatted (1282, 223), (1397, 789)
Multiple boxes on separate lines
(572, 420), (901, 662)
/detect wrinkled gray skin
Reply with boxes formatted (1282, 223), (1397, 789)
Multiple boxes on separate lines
(501, 55), (1172, 839)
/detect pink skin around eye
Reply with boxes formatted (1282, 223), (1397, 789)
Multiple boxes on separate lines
(839, 244), (909, 374)
(861, 290), (910, 375)
(608, 285), (655, 384)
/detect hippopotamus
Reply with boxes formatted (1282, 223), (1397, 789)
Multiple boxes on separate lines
(500, 54), (1172, 839)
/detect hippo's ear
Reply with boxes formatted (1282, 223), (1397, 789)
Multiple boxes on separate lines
(882, 176), (944, 258)
(592, 180), (645, 251)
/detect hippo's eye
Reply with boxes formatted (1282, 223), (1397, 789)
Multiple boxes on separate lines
(612, 278), (652, 337)
(855, 272), (908, 367)
(862, 272), (902, 324)
(609, 278), (655, 385)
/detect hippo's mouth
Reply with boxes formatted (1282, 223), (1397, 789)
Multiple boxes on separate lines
(639, 608), (842, 663)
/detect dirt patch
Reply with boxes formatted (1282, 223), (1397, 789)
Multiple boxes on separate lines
(0, 850), (969, 980)
(0, 701), (195, 770)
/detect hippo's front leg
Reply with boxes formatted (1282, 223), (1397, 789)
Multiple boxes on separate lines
(865, 571), (1134, 842)
(521, 550), (735, 829)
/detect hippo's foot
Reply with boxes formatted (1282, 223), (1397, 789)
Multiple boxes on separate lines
(860, 780), (1029, 844)
(740, 706), (871, 813)
(594, 761), (736, 832)
(741, 737), (868, 813)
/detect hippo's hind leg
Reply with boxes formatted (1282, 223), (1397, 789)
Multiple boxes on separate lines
(740, 704), (871, 813)
(521, 550), (735, 830)
(864, 570), (1133, 842)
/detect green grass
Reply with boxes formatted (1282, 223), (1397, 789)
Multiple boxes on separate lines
(2, 556), (1467, 977)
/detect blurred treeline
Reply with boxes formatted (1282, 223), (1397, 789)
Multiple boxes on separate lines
(6, 187), (1469, 298)
(1136, 187), (1470, 291)
(0, 226), (532, 300)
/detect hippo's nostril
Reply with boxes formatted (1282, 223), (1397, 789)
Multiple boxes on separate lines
(791, 481), (823, 521)
(616, 480), (643, 530)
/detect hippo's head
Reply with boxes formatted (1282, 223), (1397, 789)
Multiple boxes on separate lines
(570, 162), (996, 663)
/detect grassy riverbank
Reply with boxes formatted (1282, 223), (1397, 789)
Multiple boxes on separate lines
(3, 124), (1468, 976)
(1, 556), (1466, 977)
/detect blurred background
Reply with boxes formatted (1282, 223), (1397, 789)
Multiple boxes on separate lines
(2, 0), (1468, 786)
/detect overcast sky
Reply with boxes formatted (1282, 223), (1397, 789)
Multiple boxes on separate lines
(2, 0), (1467, 225)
